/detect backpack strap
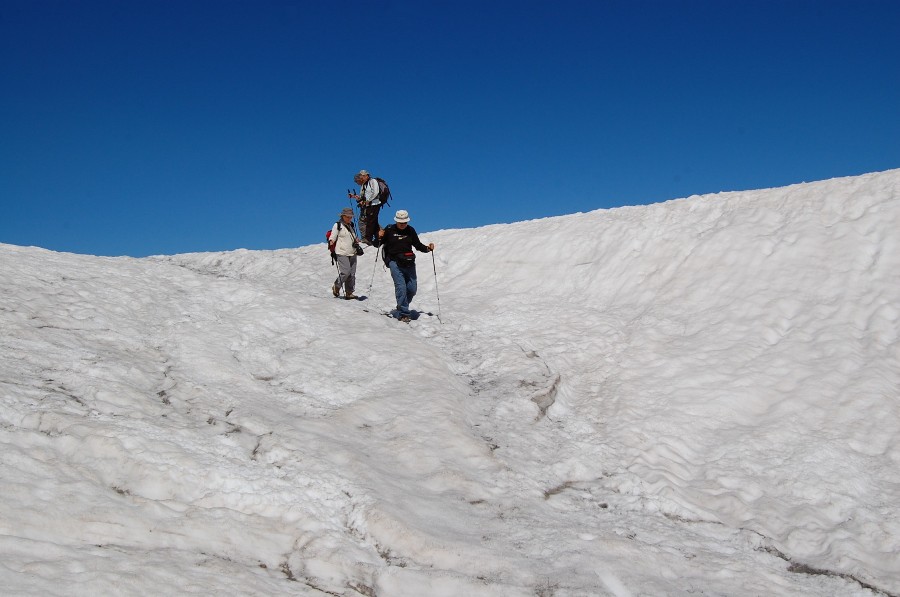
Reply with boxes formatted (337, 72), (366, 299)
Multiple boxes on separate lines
(380, 224), (394, 266)
(331, 220), (357, 247)
(340, 219), (360, 243)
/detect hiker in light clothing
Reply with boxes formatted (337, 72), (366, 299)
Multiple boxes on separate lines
(351, 170), (383, 246)
(329, 208), (361, 299)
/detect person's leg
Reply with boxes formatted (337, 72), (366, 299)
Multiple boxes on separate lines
(370, 203), (383, 242)
(357, 212), (368, 244)
(345, 256), (357, 295)
(335, 256), (352, 295)
(404, 264), (418, 308)
(364, 203), (384, 244)
(388, 261), (410, 316)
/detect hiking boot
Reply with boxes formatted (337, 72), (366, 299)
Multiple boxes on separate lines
(345, 292), (357, 300)
(332, 283), (340, 297)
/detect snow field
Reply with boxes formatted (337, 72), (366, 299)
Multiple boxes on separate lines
(1, 169), (898, 595)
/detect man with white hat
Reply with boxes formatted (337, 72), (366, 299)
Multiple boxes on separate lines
(375, 209), (435, 323)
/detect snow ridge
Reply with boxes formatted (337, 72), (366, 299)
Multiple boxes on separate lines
(1, 169), (898, 596)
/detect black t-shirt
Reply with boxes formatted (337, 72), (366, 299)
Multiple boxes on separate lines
(376, 224), (430, 264)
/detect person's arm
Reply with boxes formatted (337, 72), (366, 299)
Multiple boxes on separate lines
(409, 228), (433, 253)
(363, 179), (379, 203)
(329, 223), (340, 255)
(373, 226), (387, 248)
(352, 187), (365, 207)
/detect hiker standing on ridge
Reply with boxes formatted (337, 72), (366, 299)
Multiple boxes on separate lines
(350, 170), (384, 246)
(375, 209), (434, 323)
(329, 208), (362, 300)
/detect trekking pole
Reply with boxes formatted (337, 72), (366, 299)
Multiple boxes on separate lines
(348, 188), (367, 224)
(333, 260), (345, 298)
(431, 250), (442, 324)
(367, 245), (380, 294)
(347, 191), (360, 221)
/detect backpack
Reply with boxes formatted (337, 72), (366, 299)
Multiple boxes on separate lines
(374, 177), (391, 206)
(325, 226), (336, 263)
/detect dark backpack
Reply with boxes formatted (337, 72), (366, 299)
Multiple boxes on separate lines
(374, 177), (391, 206)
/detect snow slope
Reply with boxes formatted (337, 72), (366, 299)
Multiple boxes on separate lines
(1, 169), (898, 596)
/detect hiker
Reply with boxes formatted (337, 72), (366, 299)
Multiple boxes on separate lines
(375, 209), (434, 322)
(329, 207), (362, 300)
(351, 170), (384, 246)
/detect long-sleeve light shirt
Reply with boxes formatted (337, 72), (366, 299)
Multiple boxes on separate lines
(329, 221), (359, 257)
(359, 178), (381, 206)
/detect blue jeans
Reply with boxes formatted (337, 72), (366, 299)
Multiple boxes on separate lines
(388, 260), (417, 316)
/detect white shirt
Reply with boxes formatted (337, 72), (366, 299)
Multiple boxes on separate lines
(359, 178), (380, 206)
(330, 221), (359, 257)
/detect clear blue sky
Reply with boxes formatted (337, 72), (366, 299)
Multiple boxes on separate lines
(2, 0), (898, 257)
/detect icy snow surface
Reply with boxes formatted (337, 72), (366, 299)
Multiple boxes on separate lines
(1, 170), (899, 596)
